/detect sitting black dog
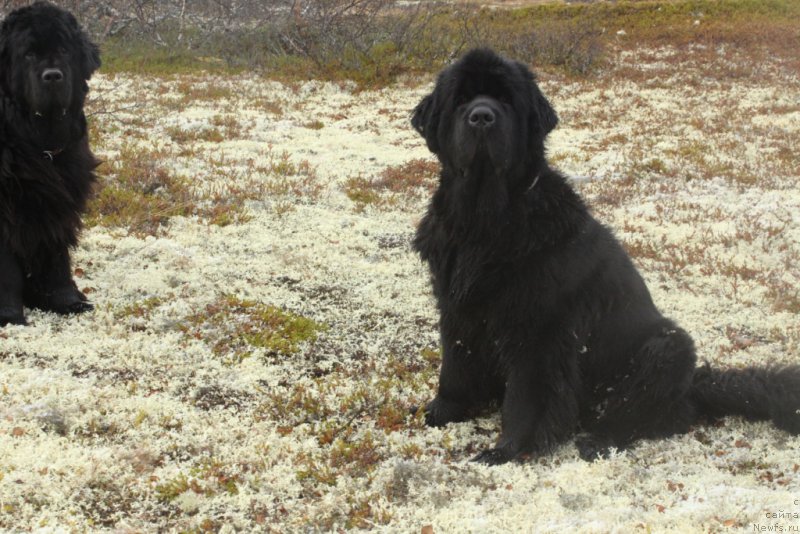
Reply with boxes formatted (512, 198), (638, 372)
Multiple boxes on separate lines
(0, 2), (100, 326)
(411, 48), (800, 464)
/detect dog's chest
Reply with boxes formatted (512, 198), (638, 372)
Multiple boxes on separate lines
(4, 159), (84, 238)
(431, 240), (507, 309)
(418, 212), (525, 308)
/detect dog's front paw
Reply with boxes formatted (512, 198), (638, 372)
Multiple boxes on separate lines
(30, 284), (93, 315)
(0, 307), (27, 326)
(65, 300), (93, 314)
(415, 397), (469, 427)
(471, 447), (514, 465)
(574, 433), (614, 461)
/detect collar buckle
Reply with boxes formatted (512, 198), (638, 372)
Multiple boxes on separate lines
(43, 148), (63, 161)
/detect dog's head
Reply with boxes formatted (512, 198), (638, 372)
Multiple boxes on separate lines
(412, 48), (557, 176)
(0, 2), (101, 118)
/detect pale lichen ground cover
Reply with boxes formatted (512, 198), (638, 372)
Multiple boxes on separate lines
(1, 47), (799, 532)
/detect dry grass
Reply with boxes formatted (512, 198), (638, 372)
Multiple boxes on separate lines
(94, 0), (800, 86)
(344, 158), (439, 211)
(87, 141), (322, 235)
(86, 143), (206, 235)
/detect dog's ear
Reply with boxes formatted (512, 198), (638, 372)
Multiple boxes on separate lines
(411, 94), (433, 137)
(0, 28), (6, 61)
(64, 11), (100, 79)
(0, 12), (16, 63)
(516, 61), (558, 137)
(0, 38), (7, 92)
(533, 87), (558, 136)
(80, 36), (101, 79)
(411, 93), (440, 154)
(0, 15), (16, 93)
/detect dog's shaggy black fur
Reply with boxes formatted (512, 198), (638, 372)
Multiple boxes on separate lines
(0, 2), (100, 326)
(412, 48), (800, 465)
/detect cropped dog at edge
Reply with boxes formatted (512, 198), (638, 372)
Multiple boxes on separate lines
(411, 48), (800, 465)
(0, 2), (101, 326)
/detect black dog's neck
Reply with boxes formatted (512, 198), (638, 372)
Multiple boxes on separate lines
(523, 167), (591, 251)
(32, 110), (75, 152)
(433, 159), (526, 247)
(2, 96), (80, 156)
(433, 161), (589, 254)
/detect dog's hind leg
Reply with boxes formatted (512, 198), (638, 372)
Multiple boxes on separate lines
(577, 323), (697, 460)
(0, 244), (26, 326)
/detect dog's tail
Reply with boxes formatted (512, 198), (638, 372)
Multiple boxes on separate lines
(691, 364), (800, 434)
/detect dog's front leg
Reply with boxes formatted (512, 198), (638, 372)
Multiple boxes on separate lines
(473, 353), (580, 465)
(24, 244), (92, 315)
(0, 245), (26, 325)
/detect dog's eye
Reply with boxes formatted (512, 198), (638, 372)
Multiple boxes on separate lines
(58, 46), (69, 56)
(25, 51), (36, 60)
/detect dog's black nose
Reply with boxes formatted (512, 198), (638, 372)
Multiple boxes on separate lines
(468, 105), (495, 128)
(42, 69), (64, 83)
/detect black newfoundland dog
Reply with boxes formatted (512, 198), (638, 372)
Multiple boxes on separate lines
(412, 48), (800, 465)
(0, 2), (100, 326)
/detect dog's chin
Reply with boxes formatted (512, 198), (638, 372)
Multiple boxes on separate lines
(454, 138), (511, 174)
(28, 90), (72, 120)
(32, 103), (69, 120)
